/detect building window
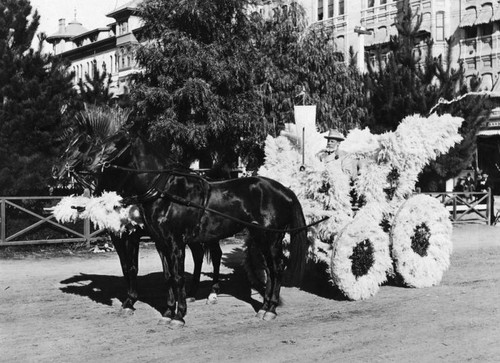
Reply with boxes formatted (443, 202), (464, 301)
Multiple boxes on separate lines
(483, 57), (492, 68)
(380, 0), (387, 4)
(367, 0), (375, 8)
(328, 0), (334, 18)
(318, 0), (323, 21)
(436, 12), (445, 41)
(481, 23), (493, 36)
(465, 26), (477, 39)
(119, 21), (129, 35)
(338, 0), (344, 15)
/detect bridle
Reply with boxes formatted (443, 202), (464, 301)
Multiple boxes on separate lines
(64, 162), (97, 192)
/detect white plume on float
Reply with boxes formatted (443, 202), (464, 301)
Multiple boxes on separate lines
(48, 192), (143, 235)
(344, 113), (464, 214)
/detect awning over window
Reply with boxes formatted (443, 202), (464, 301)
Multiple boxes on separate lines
(460, 8), (477, 27)
(477, 129), (500, 137)
(493, 4), (500, 21)
(475, 4), (493, 25)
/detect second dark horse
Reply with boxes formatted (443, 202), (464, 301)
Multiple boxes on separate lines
(55, 131), (311, 327)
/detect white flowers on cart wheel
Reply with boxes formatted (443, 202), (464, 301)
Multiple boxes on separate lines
(391, 195), (453, 288)
(331, 208), (392, 300)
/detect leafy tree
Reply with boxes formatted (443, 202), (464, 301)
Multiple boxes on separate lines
(0, 0), (76, 195)
(363, 0), (493, 190)
(132, 0), (368, 170)
(132, 0), (264, 169)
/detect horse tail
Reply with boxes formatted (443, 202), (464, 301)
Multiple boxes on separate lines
(287, 195), (310, 287)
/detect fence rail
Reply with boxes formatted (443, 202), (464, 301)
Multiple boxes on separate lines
(422, 189), (493, 225)
(0, 196), (105, 247)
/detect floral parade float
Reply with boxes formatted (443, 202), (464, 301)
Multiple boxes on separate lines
(50, 106), (463, 301)
(259, 110), (463, 300)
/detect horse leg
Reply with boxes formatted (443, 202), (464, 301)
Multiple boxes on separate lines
(248, 231), (273, 319)
(254, 232), (284, 321)
(110, 233), (140, 313)
(262, 233), (285, 321)
(206, 242), (222, 305)
(187, 243), (204, 302)
(170, 242), (187, 328)
(155, 240), (177, 325)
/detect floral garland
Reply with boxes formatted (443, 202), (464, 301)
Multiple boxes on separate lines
(330, 206), (392, 300)
(390, 194), (453, 288)
(48, 192), (143, 235)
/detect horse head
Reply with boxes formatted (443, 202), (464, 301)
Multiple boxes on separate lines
(53, 105), (132, 193)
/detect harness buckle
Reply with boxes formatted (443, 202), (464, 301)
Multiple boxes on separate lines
(101, 162), (110, 172)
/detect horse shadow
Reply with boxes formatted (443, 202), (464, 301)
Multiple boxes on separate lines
(60, 272), (170, 313)
(59, 246), (347, 314)
(59, 247), (263, 313)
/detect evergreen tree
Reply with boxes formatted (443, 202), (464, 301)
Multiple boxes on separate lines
(0, 0), (76, 195)
(363, 0), (493, 190)
(253, 3), (368, 136)
(77, 61), (113, 106)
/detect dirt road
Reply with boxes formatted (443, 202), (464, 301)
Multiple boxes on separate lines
(1, 223), (500, 362)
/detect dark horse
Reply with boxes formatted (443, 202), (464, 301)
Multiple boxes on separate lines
(54, 131), (313, 327)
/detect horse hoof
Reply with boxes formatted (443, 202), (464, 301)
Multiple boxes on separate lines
(168, 319), (185, 329)
(263, 312), (277, 321)
(187, 297), (196, 303)
(121, 308), (134, 315)
(256, 310), (266, 319)
(158, 317), (172, 325)
(206, 293), (218, 305)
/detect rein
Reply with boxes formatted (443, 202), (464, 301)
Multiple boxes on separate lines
(104, 163), (330, 234)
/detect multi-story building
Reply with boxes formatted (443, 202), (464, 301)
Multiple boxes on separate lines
(46, 0), (500, 93)
(46, 0), (143, 97)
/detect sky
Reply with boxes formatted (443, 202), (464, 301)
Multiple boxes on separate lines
(29, 0), (128, 49)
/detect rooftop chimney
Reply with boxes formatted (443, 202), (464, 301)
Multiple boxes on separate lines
(58, 19), (66, 33)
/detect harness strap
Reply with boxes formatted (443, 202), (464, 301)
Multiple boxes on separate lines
(108, 163), (329, 234)
(160, 191), (329, 234)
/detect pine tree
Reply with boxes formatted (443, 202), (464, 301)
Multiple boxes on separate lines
(0, 0), (76, 195)
(363, 0), (493, 190)
(77, 61), (113, 106)
(254, 3), (368, 136)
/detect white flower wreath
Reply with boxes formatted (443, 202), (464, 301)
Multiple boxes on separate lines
(390, 194), (452, 288)
(330, 207), (392, 300)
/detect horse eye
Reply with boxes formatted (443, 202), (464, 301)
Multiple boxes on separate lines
(86, 157), (93, 164)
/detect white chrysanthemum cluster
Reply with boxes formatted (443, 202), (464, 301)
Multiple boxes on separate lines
(49, 192), (143, 235)
(259, 113), (462, 300)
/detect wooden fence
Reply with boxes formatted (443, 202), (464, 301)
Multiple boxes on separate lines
(422, 189), (493, 225)
(0, 196), (105, 247)
(0, 190), (495, 247)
